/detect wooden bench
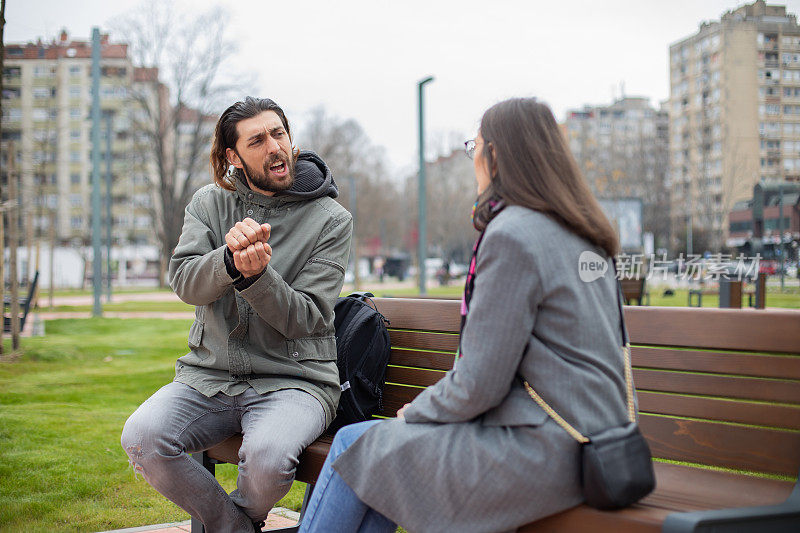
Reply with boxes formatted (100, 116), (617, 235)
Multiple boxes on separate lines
(194, 299), (800, 533)
(688, 274), (768, 309)
(3, 270), (39, 333)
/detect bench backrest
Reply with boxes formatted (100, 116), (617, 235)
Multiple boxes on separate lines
(372, 298), (800, 480)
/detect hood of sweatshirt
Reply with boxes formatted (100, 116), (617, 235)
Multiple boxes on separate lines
(277, 150), (338, 199)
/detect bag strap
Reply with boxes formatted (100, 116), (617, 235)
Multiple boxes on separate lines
(523, 259), (635, 444)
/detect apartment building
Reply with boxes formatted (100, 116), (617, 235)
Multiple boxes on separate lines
(669, 0), (800, 252)
(564, 97), (670, 251)
(0, 28), (217, 253)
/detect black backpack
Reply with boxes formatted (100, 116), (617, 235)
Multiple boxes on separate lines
(329, 292), (391, 432)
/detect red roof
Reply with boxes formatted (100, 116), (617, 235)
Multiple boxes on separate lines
(4, 35), (128, 60)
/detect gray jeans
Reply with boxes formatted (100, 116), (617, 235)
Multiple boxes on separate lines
(121, 382), (326, 533)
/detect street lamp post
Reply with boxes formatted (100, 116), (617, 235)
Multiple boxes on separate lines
(90, 27), (102, 317)
(104, 110), (113, 302)
(417, 76), (434, 295)
(779, 183), (784, 292)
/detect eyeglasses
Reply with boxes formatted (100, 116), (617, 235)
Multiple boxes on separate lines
(464, 139), (476, 159)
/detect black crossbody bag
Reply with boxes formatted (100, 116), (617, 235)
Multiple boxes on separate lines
(522, 279), (656, 510)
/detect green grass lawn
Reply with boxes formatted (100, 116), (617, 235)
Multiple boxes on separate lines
(0, 318), (306, 532)
(49, 287), (173, 298)
(42, 300), (194, 314)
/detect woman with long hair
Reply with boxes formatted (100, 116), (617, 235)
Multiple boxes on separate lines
(298, 97), (631, 533)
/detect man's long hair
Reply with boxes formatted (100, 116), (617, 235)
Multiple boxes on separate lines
(474, 98), (619, 258)
(209, 97), (298, 191)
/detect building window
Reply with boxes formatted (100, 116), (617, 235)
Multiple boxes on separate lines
(70, 129), (81, 141)
(70, 216), (83, 229)
(32, 129), (56, 142)
(2, 88), (20, 99)
(70, 173), (81, 185)
(70, 151), (81, 163)
(2, 66), (21, 78)
(69, 86), (82, 99)
(101, 66), (127, 78)
(32, 87), (52, 99)
(70, 108), (82, 119)
(3, 108), (22, 122)
(69, 194), (82, 207)
(33, 66), (54, 78)
(69, 65), (83, 76)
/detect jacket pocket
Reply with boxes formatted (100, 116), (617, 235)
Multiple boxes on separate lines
(187, 305), (206, 350)
(187, 321), (204, 349)
(286, 336), (337, 361)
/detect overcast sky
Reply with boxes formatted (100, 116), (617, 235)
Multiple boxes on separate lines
(8, 0), (800, 176)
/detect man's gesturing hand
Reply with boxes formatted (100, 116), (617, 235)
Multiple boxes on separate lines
(233, 240), (272, 278)
(225, 218), (271, 252)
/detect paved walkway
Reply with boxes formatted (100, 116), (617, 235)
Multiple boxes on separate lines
(100, 508), (299, 532)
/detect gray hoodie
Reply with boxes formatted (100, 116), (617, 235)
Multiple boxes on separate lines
(168, 151), (353, 425)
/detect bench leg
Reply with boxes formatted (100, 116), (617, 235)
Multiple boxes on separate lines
(662, 476), (800, 532)
(265, 482), (314, 532)
(189, 451), (215, 533)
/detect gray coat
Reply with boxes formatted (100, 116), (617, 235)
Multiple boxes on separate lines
(334, 206), (631, 532)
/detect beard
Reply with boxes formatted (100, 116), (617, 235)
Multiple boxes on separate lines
(240, 152), (295, 194)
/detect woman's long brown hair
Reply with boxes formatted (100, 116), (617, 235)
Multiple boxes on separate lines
(474, 98), (619, 258)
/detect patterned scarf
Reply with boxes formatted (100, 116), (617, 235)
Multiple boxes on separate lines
(457, 198), (505, 360)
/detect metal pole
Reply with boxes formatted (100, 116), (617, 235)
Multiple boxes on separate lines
(7, 141), (19, 350)
(105, 111), (112, 301)
(417, 76), (434, 295)
(90, 28), (102, 317)
(779, 184), (784, 292)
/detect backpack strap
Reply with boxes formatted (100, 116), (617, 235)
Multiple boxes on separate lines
(347, 291), (375, 300)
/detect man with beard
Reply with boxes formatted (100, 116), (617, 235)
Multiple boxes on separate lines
(121, 97), (353, 533)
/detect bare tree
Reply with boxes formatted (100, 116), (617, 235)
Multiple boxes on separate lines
(300, 107), (405, 256)
(112, 1), (248, 285)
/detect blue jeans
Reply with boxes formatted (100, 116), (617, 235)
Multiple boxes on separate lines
(300, 420), (397, 533)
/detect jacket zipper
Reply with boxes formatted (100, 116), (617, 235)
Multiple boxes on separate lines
(307, 257), (346, 274)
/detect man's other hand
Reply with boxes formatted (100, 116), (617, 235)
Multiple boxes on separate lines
(225, 218), (271, 252)
(233, 241), (272, 278)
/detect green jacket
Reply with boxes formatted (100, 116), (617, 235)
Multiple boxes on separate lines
(168, 174), (352, 426)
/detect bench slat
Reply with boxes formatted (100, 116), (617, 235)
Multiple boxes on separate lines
(521, 461), (796, 533)
(388, 330), (459, 353)
(380, 387), (800, 430)
(624, 307), (800, 353)
(641, 462), (794, 512)
(639, 414), (800, 476)
(632, 346), (800, 380)
(389, 348), (455, 371)
(386, 365), (447, 388)
(374, 298), (461, 332)
(633, 368), (800, 404)
(380, 383), (426, 415)
(637, 391), (800, 430)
